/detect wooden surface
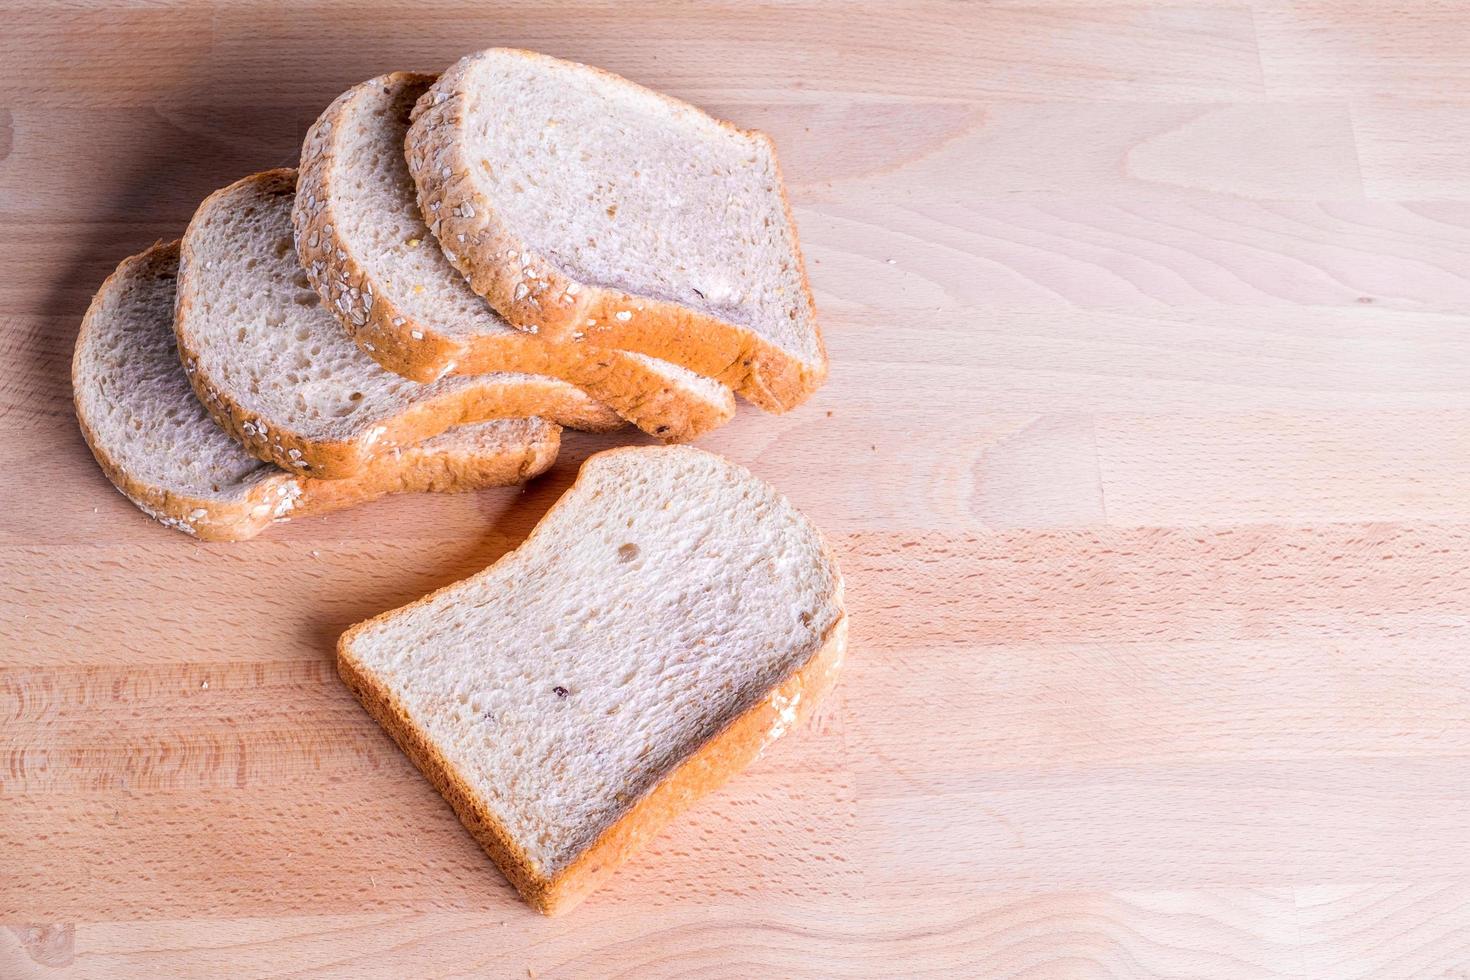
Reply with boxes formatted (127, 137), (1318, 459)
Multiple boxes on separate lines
(6, 1), (1470, 976)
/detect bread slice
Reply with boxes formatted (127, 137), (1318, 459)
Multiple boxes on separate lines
(405, 49), (828, 414)
(295, 73), (736, 442)
(175, 169), (619, 481)
(74, 241), (560, 542)
(338, 445), (846, 914)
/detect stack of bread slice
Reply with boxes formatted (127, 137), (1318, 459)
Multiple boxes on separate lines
(74, 240), (563, 542)
(75, 47), (827, 539)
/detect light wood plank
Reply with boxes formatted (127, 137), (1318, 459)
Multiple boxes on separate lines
(1096, 411), (1470, 524)
(1, 887), (1306, 980)
(1354, 103), (1470, 200)
(200, 2), (1264, 107)
(1259, 2), (1470, 101)
(772, 102), (1364, 202)
(803, 200), (1470, 313)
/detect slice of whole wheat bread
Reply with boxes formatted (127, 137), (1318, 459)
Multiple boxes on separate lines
(338, 445), (846, 914)
(74, 241), (560, 542)
(405, 49), (827, 414)
(175, 169), (620, 480)
(295, 72), (736, 442)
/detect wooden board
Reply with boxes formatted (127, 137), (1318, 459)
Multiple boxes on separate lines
(6, 2), (1470, 976)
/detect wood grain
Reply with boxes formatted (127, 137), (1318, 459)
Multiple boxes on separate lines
(6, 1), (1470, 976)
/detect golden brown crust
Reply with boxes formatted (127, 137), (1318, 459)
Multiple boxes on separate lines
(404, 49), (828, 414)
(80, 410), (560, 542)
(176, 169), (620, 481)
(79, 396), (561, 543)
(336, 445), (846, 914)
(292, 421), (561, 519)
(294, 74), (736, 442)
(76, 407), (290, 542)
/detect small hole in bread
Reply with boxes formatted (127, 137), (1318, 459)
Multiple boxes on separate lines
(617, 543), (639, 563)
